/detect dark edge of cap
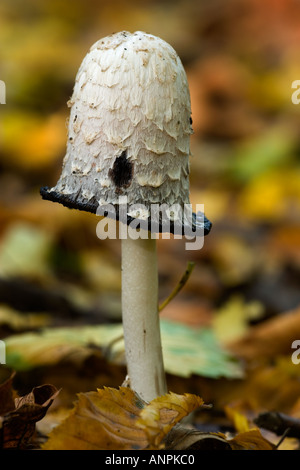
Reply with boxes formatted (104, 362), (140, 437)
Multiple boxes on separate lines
(40, 186), (212, 236)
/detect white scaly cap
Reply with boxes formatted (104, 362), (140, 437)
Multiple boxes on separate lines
(41, 31), (211, 235)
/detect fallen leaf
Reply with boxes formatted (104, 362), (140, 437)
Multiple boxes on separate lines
(225, 405), (250, 433)
(268, 225), (300, 266)
(210, 235), (261, 286)
(43, 387), (206, 450)
(164, 425), (231, 450)
(204, 362), (300, 415)
(137, 392), (205, 448)
(43, 387), (147, 450)
(230, 128), (295, 183)
(160, 320), (244, 379)
(0, 374), (59, 449)
(229, 305), (300, 362)
(5, 319), (244, 379)
(213, 295), (264, 345)
(0, 370), (16, 415)
(0, 305), (51, 333)
(228, 429), (276, 450)
(2, 111), (66, 170)
(0, 222), (53, 280)
(5, 323), (124, 371)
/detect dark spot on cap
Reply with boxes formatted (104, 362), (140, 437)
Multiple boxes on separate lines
(190, 117), (193, 125)
(109, 150), (133, 193)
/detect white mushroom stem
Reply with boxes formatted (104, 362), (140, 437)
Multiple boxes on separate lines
(121, 232), (167, 402)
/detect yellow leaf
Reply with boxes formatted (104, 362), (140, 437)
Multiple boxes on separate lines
(43, 387), (148, 450)
(213, 295), (264, 344)
(0, 305), (50, 332)
(42, 387), (206, 450)
(211, 236), (260, 287)
(0, 222), (53, 280)
(224, 405), (250, 433)
(238, 169), (300, 222)
(137, 392), (205, 449)
(2, 111), (66, 170)
(228, 429), (276, 450)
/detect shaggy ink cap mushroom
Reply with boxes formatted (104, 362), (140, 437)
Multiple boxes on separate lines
(40, 31), (211, 236)
(40, 31), (212, 402)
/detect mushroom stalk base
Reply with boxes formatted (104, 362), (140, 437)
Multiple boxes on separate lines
(121, 233), (167, 402)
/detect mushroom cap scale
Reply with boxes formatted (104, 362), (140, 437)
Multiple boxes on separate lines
(41, 31), (212, 235)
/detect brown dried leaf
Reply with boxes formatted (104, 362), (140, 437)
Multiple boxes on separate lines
(228, 429), (276, 450)
(0, 370), (16, 415)
(43, 387), (148, 450)
(137, 392), (205, 449)
(43, 387), (207, 450)
(15, 384), (58, 409)
(164, 425), (231, 450)
(0, 378), (59, 449)
(229, 305), (300, 361)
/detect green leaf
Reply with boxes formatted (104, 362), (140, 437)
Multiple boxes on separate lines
(160, 319), (244, 379)
(5, 319), (243, 379)
(0, 222), (53, 279)
(230, 128), (295, 182)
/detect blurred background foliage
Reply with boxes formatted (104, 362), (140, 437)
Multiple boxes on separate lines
(1, 0), (300, 428)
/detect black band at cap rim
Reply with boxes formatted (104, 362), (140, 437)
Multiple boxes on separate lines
(40, 186), (212, 236)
